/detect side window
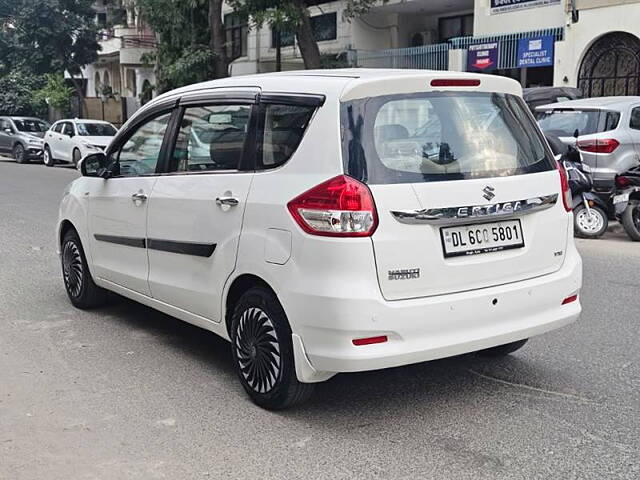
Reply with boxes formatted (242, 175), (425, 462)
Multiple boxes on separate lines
(169, 104), (251, 172)
(51, 123), (62, 133)
(258, 103), (316, 169)
(62, 123), (73, 136)
(0, 119), (11, 131)
(630, 107), (640, 130)
(114, 111), (172, 177)
(603, 111), (620, 132)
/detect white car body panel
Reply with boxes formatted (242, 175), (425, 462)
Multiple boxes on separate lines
(87, 176), (157, 296)
(46, 120), (116, 163)
(146, 172), (254, 321)
(57, 69), (582, 385)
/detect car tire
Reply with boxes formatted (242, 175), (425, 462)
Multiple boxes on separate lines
(72, 148), (81, 167)
(574, 204), (608, 239)
(61, 229), (108, 309)
(230, 286), (315, 410)
(477, 339), (528, 357)
(13, 143), (27, 164)
(621, 200), (640, 241)
(43, 145), (55, 167)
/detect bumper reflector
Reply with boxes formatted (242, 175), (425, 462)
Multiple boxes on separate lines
(562, 294), (578, 305)
(352, 335), (388, 346)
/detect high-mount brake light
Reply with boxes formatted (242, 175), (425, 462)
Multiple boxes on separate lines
(430, 79), (481, 87)
(577, 138), (620, 154)
(287, 175), (378, 237)
(558, 164), (572, 213)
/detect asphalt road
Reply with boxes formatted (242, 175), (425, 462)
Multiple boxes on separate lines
(0, 159), (638, 480)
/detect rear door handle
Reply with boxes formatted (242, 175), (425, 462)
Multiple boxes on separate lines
(216, 196), (239, 207)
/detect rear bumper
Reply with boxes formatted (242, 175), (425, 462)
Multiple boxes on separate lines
(290, 245), (582, 381)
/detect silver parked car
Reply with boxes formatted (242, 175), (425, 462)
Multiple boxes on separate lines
(0, 116), (50, 163)
(535, 97), (640, 195)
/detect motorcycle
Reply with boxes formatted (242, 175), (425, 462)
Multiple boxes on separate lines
(612, 165), (640, 241)
(546, 134), (609, 238)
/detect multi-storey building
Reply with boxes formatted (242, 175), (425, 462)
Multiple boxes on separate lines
(77, 0), (640, 117)
(225, 0), (640, 96)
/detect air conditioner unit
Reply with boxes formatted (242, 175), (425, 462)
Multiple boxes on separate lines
(410, 30), (437, 47)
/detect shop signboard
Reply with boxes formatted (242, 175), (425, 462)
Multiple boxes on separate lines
(491, 0), (561, 15)
(467, 42), (499, 72)
(517, 35), (554, 68)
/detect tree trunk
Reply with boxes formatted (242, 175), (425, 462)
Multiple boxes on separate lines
(68, 74), (87, 118)
(208, 0), (229, 78)
(292, 0), (321, 69)
(275, 30), (282, 72)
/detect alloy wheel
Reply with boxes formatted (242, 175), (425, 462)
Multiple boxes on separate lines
(14, 145), (24, 163)
(62, 240), (84, 298)
(44, 148), (52, 166)
(234, 307), (281, 394)
(576, 208), (604, 234)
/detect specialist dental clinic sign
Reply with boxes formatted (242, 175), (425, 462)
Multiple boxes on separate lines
(517, 35), (554, 68)
(491, 0), (560, 15)
(467, 43), (499, 72)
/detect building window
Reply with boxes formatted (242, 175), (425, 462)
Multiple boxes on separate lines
(225, 13), (248, 60)
(96, 12), (107, 28)
(271, 12), (337, 48)
(438, 14), (473, 43)
(272, 28), (296, 48)
(311, 12), (337, 42)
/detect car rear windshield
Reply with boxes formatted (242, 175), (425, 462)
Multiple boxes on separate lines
(77, 123), (117, 136)
(535, 108), (620, 137)
(341, 92), (554, 185)
(14, 119), (49, 132)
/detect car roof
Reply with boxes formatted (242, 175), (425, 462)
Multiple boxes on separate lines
(143, 68), (522, 120)
(536, 96), (640, 111)
(53, 118), (112, 124)
(5, 116), (45, 122)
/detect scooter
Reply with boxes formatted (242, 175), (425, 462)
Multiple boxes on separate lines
(612, 165), (640, 241)
(546, 134), (609, 238)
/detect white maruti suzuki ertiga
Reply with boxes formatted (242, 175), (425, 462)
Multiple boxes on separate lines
(57, 69), (582, 409)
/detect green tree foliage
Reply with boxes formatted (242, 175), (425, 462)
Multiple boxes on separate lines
(0, 0), (100, 93)
(0, 69), (45, 116)
(32, 74), (74, 116)
(136, 0), (219, 93)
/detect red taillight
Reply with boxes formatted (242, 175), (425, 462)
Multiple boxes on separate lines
(287, 175), (378, 237)
(352, 335), (388, 346)
(562, 294), (578, 305)
(616, 176), (631, 189)
(577, 138), (619, 154)
(430, 79), (481, 87)
(558, 164), (572, 212)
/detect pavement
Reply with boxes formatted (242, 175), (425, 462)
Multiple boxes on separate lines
(0, 158), (638, 480)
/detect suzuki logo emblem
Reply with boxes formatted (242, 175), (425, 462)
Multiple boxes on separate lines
(482, 185), (495, 201)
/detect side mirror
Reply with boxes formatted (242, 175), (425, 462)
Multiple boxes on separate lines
(3, 128), (13, 135)
(79, 152), (109, 178)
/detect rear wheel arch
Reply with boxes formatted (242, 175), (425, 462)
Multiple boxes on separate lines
(225, 274), (279, 337)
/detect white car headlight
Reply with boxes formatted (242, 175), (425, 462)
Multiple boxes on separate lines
(80, 141), (99, 150)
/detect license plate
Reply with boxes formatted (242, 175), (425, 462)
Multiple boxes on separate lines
(613, 193), (630, 205)
(440, 220), (524, 258)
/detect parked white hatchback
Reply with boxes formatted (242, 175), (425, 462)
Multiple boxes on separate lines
(44, 119), (117, 167)
(56, 69), (582, 409)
